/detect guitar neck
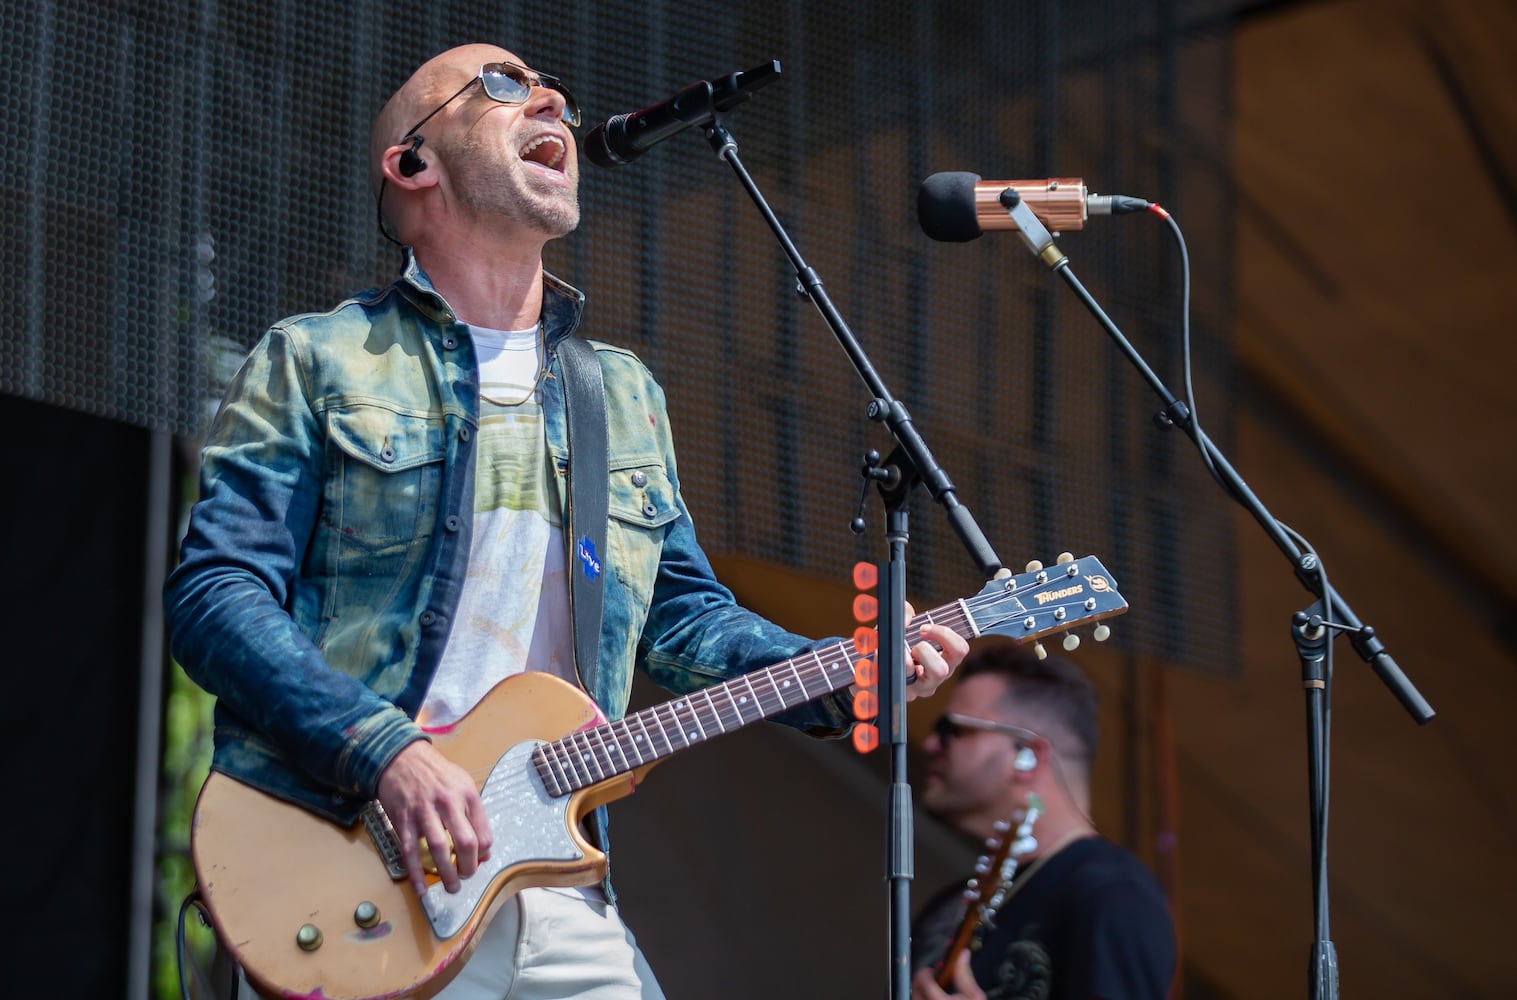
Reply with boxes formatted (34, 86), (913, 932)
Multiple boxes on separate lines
(531, 602), (974, 797)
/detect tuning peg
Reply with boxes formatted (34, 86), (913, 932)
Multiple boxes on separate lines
(992, 567), (1013, 580)
(1024, 559), (1044, 573)
(1062, 633), (1080, 651)
(1093, 624), (1111, 642)
(1033, 642), (1047, 660)
(1056, 551), (1074, 564)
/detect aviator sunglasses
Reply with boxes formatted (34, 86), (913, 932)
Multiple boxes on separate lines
(402, 61), (582, 138)
(377, 61), (581, 239)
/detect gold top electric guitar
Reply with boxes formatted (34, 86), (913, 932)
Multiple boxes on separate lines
(191, 555), (1126, 1000)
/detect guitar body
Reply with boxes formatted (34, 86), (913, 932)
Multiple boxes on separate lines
(192, 672), (652, 1000)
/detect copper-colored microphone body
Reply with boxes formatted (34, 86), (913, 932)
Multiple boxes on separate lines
(973, 178), (1089, 234)
(918, 172), (1093, 241)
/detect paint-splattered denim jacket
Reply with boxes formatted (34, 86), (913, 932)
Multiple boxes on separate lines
(164, 252), (851, 837)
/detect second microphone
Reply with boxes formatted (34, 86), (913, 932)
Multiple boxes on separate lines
(917, 172), (1151, 242)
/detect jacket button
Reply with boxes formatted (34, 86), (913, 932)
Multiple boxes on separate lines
(642, 502), (657, 518)
(458, 426), (471, 442)
(379, 446), (396, 463)
(420, 610), (436, 626)
(442, 335), (458, 350)
(630, 471), (647, 487)
(445, 515), (461, 532)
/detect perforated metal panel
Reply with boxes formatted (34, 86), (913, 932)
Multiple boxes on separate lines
(2, 0), (1239, 671)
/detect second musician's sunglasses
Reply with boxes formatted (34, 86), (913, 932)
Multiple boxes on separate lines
(931, 713), (1038, 744)
(402, 61), (582, 138)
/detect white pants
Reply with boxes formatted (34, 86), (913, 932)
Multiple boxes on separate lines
(433, 886), (666, 1000)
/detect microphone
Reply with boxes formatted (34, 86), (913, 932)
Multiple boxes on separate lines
(585, 60), (782, 168)
(917, 171), (1151, 242)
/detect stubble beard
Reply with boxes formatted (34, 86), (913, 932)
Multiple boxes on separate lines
(448, 131), (581, 238)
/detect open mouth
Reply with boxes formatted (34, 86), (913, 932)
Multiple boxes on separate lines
(520, 134), (567, 171)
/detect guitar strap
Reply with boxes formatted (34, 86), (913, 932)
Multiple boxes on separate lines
(556, 334), (608, 704)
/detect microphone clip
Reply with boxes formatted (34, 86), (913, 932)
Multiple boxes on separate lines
(998, 188), (1068, 270)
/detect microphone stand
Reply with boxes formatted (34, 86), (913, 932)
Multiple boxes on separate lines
(992, 188), (1435, 1000)
(695, 105), (1004, 1000)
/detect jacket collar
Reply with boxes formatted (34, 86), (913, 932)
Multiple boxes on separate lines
(396, 247), (585, 345)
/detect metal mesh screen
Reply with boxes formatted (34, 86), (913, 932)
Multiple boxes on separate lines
(2, 0), (1239, 672)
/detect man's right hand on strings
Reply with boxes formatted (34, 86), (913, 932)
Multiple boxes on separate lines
(377, 740), (494, 894)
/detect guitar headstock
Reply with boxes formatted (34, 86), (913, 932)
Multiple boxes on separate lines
(966, 553), (1126, 656)
(935, 796), (1046, 989)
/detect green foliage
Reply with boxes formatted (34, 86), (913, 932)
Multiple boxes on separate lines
(152, 662), (217, 1000)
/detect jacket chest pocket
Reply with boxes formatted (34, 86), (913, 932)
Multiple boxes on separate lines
(605, 460), (679, 604)
(325, 404), (448, 555)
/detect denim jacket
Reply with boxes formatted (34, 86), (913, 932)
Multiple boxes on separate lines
(165, 253), (850, 832)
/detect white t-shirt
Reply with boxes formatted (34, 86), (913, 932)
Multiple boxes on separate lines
(417, 323), (575, 730)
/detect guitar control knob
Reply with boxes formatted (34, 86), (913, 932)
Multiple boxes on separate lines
(419, 833), (456, 875)
(354, 901), (381, 929)
(1093, 624), (1111, 642)
(296, 923), (323, 952)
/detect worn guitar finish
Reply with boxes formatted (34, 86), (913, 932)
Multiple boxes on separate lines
(192, 556), (1126, 1000)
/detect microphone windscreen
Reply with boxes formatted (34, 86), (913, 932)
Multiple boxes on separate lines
(917, 171), (984, 242)
(582, 117), (623, 168)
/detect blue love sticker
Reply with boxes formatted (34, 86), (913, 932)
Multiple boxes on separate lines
(576, 534), (602, 580)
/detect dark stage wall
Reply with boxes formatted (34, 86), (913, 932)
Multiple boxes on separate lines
(3, 395), (150, 995)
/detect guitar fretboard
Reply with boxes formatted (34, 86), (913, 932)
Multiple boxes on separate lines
(530, 603), (974, 797)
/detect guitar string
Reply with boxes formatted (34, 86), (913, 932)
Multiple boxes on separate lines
(530, 586), (1062, 792)
(459, 573), (1104, 797)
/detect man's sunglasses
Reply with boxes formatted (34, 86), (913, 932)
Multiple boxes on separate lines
(931, 713), (1038, 744)
(402, 61), (581, 139)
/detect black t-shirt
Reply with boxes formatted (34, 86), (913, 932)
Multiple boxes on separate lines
(912, 836), (1176, 1000)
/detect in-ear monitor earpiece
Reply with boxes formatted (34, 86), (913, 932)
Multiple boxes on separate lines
(398, 135), (427, 177)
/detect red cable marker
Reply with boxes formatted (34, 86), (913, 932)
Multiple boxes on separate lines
(850, 561), (880, 753)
